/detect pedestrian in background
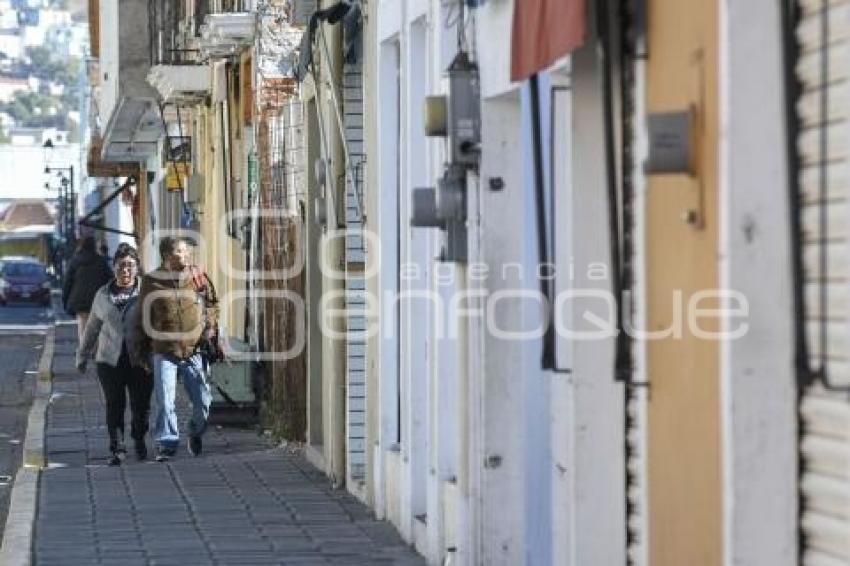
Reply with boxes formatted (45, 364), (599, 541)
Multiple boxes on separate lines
(63, 236), (112, 341)
(99, 243), (109, 259)
(130, 236), (219, 462)
(76, 244), (153, 465)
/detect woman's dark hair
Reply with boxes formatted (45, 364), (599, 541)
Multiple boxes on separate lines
(113, 243), (139, 267)
(79, 235), (96, 253)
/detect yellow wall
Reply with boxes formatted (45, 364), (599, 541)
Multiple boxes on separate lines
(191, 61), (251, 343)
(228, 59), (248, 339)
(195, 103), (224, 330)
(645, 0), (721, 564)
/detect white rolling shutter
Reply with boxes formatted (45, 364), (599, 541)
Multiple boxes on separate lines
(797, 0), (850, 563)
(344, 59), (367, 482)
(626, 386), (648, 566)
(624, 9), (648, 566)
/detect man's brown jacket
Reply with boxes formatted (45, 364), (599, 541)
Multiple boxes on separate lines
(129, 265), (219, 363)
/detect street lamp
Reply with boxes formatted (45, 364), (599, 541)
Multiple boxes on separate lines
(43, 139), (76, 279)
(43, 179), (64, 243)
(43, 138), (75, 250)
(42, 175), (68, 279)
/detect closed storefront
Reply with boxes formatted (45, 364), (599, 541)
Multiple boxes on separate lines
(796, 0), (850, 563)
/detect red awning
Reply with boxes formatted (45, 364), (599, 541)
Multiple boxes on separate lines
(511, 0), (586, 82)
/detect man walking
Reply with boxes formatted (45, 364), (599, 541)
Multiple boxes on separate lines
(131, 236), (219, 461)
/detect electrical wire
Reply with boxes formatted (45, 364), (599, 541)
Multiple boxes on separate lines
(444, 2), (460, 29)
(317, 24), (365, 219)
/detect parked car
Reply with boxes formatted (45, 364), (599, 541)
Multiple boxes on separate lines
(0, 257), (52, 307)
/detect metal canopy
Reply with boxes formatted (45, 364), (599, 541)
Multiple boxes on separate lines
(100, 96), (163, 162)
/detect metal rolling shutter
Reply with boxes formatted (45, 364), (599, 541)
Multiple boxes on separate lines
(344, 59), (367, 482)
(625, 385), (648, 566)
(622, 3), (647, 564)
(797, 0), (850, 563)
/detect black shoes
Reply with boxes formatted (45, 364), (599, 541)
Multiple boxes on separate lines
(188, 435), (202, 457)
(108, 450), (124, 466)
(107, 438), (126, 466)
(135, 439), (148, 461)
(154, 437), (203, 461)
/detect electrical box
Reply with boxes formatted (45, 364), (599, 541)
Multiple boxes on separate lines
(644, 108), (695, 175)
(411, 188), (440, 228)
(210, 338), (257, 408)
(447, 52), (481, 166)
(410, 166), (468, 262)
(424, 96), (448, 137)
(211, 360), (255, 405)
(436, 172), (466, 221)
(412, 51), (479, 264)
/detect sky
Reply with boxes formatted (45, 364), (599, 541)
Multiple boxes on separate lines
(0, 0), (88, 201)
(0, 143), (82, 199)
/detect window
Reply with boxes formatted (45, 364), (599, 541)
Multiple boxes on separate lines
(3, 262), (46, 277)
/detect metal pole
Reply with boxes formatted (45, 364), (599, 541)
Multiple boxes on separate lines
(60, 180), (67, 250)
(69, 165), (75, 245)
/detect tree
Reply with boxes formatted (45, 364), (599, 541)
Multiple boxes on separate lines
(51, 56), (80, 86)
(24, 46), (52, 79)
(2, 98), (32, 123)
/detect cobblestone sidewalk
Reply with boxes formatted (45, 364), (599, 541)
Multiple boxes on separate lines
(34, 325), (424, 566)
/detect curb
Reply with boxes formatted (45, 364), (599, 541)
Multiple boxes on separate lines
(0, 325), (54, 566)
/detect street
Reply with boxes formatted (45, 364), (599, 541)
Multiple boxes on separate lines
(31, 324), (424, 565)
(0, 303), (51, 541)
(0, 303), (54, 330)
(0, 300), (425, 566)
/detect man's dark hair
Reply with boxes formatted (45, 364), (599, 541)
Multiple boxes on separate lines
(158, 236), (183, 260)
(79, 235), (96, 253)
(113, 243), (139, 266)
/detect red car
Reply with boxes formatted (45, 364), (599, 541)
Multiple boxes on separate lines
(0, 257), (51, 307)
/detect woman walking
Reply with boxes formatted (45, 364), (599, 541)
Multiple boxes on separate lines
(63, 236), (112, 342)
(76, 244), (153, 465)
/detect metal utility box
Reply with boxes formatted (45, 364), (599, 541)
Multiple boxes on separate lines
(644, 108), (695, 175)
(209, 339), (257, 421)
(447, 52), (481, 166)
(210, 360), (255, 405)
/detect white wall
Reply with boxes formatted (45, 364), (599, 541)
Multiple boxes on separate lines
(98, 0), (118, 125)
(373, 2), (467, 563)
(549, 70), (575, 565)
(102, 181), (135, 256)
(372, 2), (629, 565)
(376, 29), (401, 490)
(402, 12), (430, 545)
(470, 6), (526, 562)
(477, 91), (527, 566)
(475, 1), (516, 100)
(474, 3), (626, 564)
(561, 41), (626, 565)
(719, 0), (797, 564)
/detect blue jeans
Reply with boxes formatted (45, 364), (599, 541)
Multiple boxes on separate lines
(152, 353), (211, 449)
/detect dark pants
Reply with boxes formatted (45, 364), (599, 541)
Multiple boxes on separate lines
(96, 352), (154, 452)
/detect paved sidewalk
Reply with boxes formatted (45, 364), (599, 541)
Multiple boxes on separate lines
(34, 325), (424, 566)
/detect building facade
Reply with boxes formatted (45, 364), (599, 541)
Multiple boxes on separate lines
(85, 0), (850, 564)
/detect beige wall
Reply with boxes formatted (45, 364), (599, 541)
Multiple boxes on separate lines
(190, 68), (250, 342)
(363, 0), (379, 512)
(645, 0), (722, 564)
